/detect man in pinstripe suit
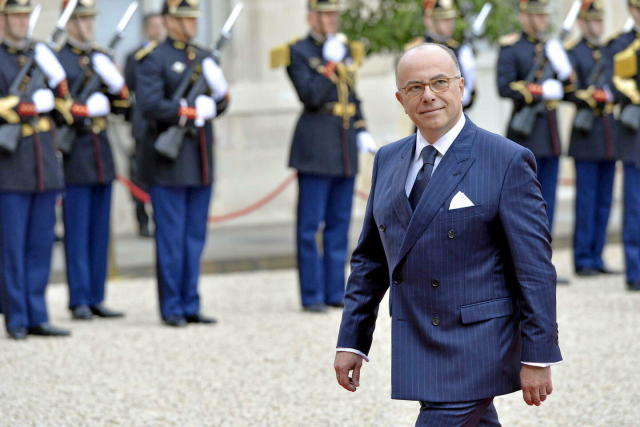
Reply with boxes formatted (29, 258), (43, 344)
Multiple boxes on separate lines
(334, 44), (562, 426)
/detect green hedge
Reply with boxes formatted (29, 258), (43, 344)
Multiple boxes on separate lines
(340, 0), (520, 55)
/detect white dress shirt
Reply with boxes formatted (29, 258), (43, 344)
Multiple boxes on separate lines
(338, 114), (559, 368)
(404, 114), (466, 197)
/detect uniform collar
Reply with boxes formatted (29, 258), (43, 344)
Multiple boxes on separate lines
(522, 31), (542, 43)
(426, 32), (447, 44)
(2, 39), (29, 54)
(583, 37), (601, 49)
(309, 31), (325, 45)
(67, 37), (92, 54)
(167, 36), (192, 51)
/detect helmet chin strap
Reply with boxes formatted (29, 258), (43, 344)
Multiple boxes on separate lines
(177, 18), (192, 43)
(584, 20), (601, 45)
(525, 13), (544, 40)
(72, 18), (91, 46)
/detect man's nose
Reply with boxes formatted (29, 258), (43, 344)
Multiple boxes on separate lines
(421, 85), (436, 102)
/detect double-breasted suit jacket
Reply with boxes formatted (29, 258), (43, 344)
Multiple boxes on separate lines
(337, 118), (562, 402)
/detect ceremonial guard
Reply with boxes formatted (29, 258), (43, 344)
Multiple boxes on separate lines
(610, 0), (640, 291)
(136, 0), (230, 327)
(0, 0), (71, 339)
(497, 0), (574, 239)
(406, 0), (476, 109)
(57, 0), (127, 320)
(271, 0), (376, 312)
(124, 13), (166, 238)
(565, 0), (618, 277)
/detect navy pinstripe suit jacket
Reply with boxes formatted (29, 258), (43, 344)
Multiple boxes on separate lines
(337, 117), (562, 402)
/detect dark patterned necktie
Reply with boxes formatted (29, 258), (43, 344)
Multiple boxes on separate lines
(408, 145), (438, 210)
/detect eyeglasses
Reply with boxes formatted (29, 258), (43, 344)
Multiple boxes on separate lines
(400, 76), (461, 98)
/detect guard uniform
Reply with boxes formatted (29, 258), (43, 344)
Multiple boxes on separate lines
(610, 0), (640, 289)
(405, 0), (476, 109)
(496, 0), (575, 231)
(271, 0), (369, 309)
(0, 0), (71, 338)
(57, 0), (129, 316)
(565, 1), (617, 274)
(136, 0), (229, 324)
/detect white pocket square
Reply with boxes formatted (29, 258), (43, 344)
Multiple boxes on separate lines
(449, 191), (475, 210)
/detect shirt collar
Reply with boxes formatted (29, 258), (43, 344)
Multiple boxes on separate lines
(414, 114), (466, 162)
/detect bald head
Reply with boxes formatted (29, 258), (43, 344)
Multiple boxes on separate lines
(396, 43), (460, 88)
(394, 42), (464, 143)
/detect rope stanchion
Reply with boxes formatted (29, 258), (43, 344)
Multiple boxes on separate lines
(117, 175), (151, 204)
(117, 172), (298, 224)
(118, 171), (373, 225)
(208, 172), (297, 223)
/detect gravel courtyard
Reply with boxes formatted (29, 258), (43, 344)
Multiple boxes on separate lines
(0, 244), (638, 426)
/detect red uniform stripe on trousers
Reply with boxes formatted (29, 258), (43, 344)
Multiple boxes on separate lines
(603, 116), (614, 160)
(33, 132), (45, 192)
(546, 110), (561, 156)
(198, 127), (209, 185)
(91, 132), (106, 184)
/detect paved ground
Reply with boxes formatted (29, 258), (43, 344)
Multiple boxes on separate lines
(1, 244), (638, 426)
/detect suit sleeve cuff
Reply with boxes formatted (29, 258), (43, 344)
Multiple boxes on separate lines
(336, 348), (370, 362)
(521, 361), (563, 367)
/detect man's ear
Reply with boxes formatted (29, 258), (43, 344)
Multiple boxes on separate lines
(395, 91), (407, 114)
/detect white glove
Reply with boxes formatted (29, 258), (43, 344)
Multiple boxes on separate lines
(86, 92), (111, 117)
(323, 35), (347, 63)
(32, 88), (55, 113)
(357, 131), (377, 154)
(34, 43), (66, 89)
(194, 94), (217, 127)
(92, 52), (125, 95)
(545, 39), (573, 81)
(541, 79), (564, 101)
(202, 57), (229, 101)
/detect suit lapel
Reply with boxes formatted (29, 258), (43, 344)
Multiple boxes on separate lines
(390, 135), (415, 228)
(394, 119), (477, 268)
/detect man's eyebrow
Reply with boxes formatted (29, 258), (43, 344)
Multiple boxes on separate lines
(429, 73), (449, 79)
(402, 74), (452, 86)
(403, 79), (427, 86)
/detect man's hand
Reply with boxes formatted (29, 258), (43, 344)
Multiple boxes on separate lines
(334, 351), (363, 392)
(520, 365), (553, 406)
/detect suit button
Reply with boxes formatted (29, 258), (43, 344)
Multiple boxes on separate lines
(378, 224), (386, 232)
(392, 279), (400, 286)
(432, 316), (440, 326)
(448, 229), (456, 239)
(431, 279), (440, 288)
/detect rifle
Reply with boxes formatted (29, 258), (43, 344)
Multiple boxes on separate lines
(57, 2), (139, 154)
(509, 0), (581, 138)
(0, 5), (43, 153)
(462, 2), (493, 43)
(573, 51), (608, 132)
(154, 3), (244, 160)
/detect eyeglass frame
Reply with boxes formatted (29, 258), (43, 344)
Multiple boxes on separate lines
(399, 75), (462, 98)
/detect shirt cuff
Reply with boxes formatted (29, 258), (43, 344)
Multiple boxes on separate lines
(521, 361), (563, 368)
(336, 348), (369, 362)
